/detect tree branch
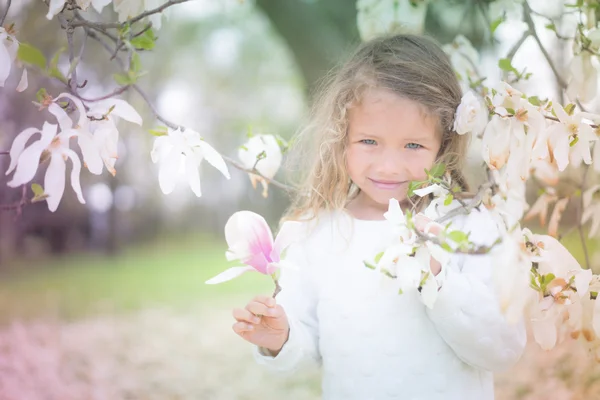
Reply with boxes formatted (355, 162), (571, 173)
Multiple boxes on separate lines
(128, 0), (192, 25)
(0, 151), (8, 155)
(523, 0), (568, 89)
(0, 185), (29, 217)
(0, 0), (11, 26)
(578, 164), (592, 270)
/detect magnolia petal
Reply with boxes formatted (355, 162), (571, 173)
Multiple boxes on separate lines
(548, 198), (569, 238)
(198, 140), (230, 179)
(593, 294), (600, 337)
(574, 269), (593, 297)
(92, 99), (142, 125)
(205, 266), (255, 285)
(44, 153), (67, 212)
(553, 103), (570, 124)
(157, 147), (181, 195)
(553, 134), (571, 172)
(55, 93), (89, 128)
(76, 132), (104, 175)
(272, 221), (303, 261)
(0, 36), (11, 86)
(413, 184), (443, 197)
(420, 272), (439, 309)
(16, 68), (28, 92)
(46, 0), (67, 19)
(6, 127), (42, 175)
(224, 210), (274, 263)
(531, 316), (558, 350)
(63, 148), (86, 204)
(151, 135), (172, 163)
(7, 122), (59, 185)
(48, 103), (74, 132)
(185, 150), (202, 197)
(383, 198), (404, 223)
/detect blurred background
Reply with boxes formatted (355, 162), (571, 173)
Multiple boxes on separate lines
(0, 0), (599, 399)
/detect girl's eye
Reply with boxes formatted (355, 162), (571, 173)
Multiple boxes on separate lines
(360, 139), (377, 145)
(406, 143), (423, 150)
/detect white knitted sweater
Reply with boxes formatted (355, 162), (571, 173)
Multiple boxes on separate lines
(253, 207), (526, 400)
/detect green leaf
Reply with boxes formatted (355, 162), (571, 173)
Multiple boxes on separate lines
(374, 251), (384, 264)
(565, 103), (576, 116)
(447, 230), (468, 244)
(429, 163), (446, 178)
(130, 52), (142, 73)
(444, 194), (453, 206)
(130, 29), (156, 50)
(17, 43), (46, 70)
(545, 23), (556, 32)
(363, 261), (377, 270)
(498, 58), (516, 73)
(528, 96), (541, 106)
(441, 242), (453, 252)
(31, 183), (44, 197)
(570, 135), (579, 147)
(113, 73), (134, 86)
(505, 108), (515, 115)
(490, 16), (505, 35)
(149, 126), (168, 137)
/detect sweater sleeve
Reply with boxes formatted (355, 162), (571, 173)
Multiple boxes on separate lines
(252, 235), (321, 373)
(425, 207), (527, 372)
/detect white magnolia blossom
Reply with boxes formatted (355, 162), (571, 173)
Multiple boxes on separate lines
(491, 226), (535, 324)
(567, 52), (598, 104)
(453, 91), (488, 135)
(546, 104), (598, 171)
(238, 134), (282, 198)
(442, 35), (479, 89)
(48, 93), (142, 177)
(357, 0), (429, 41)
(6, 122), (86, 212)
(151, 128), (230, 197)
(46, 0), (112, 20)
(0, 27), (22, 89)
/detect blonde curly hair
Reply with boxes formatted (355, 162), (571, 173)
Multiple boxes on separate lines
(283, 34), (470, 222)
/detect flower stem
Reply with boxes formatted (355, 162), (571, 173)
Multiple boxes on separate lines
(272, 278), (282, 298)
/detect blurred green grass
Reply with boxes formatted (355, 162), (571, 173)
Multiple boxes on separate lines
(0, 233), (272, 326)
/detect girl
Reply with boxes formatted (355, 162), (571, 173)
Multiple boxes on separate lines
(231, 34), (526, 400)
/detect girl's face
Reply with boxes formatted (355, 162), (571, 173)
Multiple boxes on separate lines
(346, 87), (442, 216)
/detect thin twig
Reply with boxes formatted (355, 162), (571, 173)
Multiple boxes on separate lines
(578, 164), (592, 270)
(523, 0), (568, 88)
(0, 185), (29, 217)
(506, 30), (531, 62)
(0, 0), (11, 26)
(0, 151), (8, 155)
(128, 0), (191, 25)
(83, 11), (295, 193)
(76, 85), (131, 102)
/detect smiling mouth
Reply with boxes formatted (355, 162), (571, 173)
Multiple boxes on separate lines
(369, 179), (406, 189)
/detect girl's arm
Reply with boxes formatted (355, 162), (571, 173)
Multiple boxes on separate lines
(425, 207), (527, 372)
(253, 237), (322, 373)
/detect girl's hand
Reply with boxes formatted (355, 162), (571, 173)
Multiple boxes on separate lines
(414, 213), (443, 276)
(232, 295), (290, 355)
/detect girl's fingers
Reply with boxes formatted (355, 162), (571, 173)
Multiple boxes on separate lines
(232, 321), (254, 335)
(252, 294), (276, 307)
(246, 301), (278, 317)
(232, 308), (261, 324)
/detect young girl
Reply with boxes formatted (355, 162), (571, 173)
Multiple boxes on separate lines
(231, 34), (526, 400)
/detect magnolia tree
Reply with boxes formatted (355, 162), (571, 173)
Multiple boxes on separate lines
(2, 0), (600, 363)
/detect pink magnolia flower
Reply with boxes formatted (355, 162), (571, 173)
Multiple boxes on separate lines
(205, 211), (302, 284)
